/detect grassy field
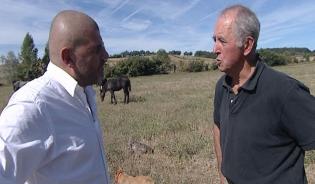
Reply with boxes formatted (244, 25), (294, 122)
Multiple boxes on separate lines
(1, 62), (315, 183)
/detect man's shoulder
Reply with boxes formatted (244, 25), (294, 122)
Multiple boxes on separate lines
(261, 64), (299, 86)
(259, 64), (309, 98)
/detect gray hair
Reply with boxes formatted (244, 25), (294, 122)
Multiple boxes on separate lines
(220, 4), (260, 49)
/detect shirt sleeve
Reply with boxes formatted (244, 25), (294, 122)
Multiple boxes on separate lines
(281, 81), (315, 151)
(0, 100), (52, 183)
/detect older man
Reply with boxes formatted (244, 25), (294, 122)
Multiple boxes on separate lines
(212, 4), (315, 184)
(0, 10), (110, 183)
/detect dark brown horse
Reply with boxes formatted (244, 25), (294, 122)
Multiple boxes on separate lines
(99, 76), (131, 104)
(12, 80), (29, 92)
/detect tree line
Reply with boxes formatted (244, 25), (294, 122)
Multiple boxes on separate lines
(1, 32), (314, 84)
(110, 50), (216, 58)
(257, 48), (314, 66)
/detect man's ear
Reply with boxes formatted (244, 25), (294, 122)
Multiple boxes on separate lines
(243, 36), (255, 56)
(61, 47), (75, 67)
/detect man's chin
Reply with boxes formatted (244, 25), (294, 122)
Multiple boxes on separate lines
(217, 66), (224, 72)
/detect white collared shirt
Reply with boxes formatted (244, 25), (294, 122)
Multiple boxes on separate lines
(0, 62), (111, 184)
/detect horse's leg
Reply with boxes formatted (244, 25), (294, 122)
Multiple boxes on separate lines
(111, 91), (117, 104)
(100, 91), (105, 102)
(124, 89), (129, 104)
(123, 93), (126, 104)
(123, 88), (126, 104)
(127, 82), (131, 103)
(110, 91), (114, 104)
(126, 92), (129, 104)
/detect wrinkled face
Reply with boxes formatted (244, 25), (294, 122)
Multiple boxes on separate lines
(72, 30), (108, 86)
(212, 13), (244, 76)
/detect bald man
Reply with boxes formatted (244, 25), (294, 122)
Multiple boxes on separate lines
(0, 10), (111, 184)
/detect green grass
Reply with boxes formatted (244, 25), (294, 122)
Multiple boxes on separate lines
(1, 62), (315, 183)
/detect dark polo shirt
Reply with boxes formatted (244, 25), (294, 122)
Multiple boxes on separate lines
(213, 60), (315, 184)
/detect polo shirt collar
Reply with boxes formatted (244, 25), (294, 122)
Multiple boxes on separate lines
(241, 59), (265, 91)
(223, 56), (265, 92)
(46, 62), (79, 97)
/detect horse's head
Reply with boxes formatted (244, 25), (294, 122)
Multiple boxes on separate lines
(13, 80), (28, 92)
(99, 78), (107, 102)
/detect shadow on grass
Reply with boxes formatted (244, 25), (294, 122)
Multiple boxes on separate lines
(100, 95), (146, 104)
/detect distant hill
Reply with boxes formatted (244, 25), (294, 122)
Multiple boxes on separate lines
(108, 54), (216, 66)
(258, 47), (312, 55)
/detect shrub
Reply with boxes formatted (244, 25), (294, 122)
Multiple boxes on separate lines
(258, 50), (288, 66)
(151, 50), (171, 74)
(210, 62), (218, 70)
(105, 55), (171, 78)
(194, 50), (216, 59)
(187, 59), (204, 72)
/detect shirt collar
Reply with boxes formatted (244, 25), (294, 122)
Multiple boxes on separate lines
(241, 58), (265, 91)
(223, 56), (265, 92)
(46, 62), (79, 97)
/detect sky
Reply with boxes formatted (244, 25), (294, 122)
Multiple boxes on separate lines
(0, 0), (315, 58)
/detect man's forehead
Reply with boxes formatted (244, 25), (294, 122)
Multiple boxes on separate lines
(214, 16), (233, 34)
(218, 13), (234, 27)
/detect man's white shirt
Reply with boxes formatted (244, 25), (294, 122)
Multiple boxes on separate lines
(0, 62), (110, 184)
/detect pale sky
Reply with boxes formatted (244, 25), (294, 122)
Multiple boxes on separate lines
(0, 0), (315, 58)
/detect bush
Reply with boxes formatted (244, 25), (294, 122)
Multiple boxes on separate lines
(178, 59), (210, 72)
(128, 56), (157, 76)
(210, 62), (218, 70)
(187, 60), (204, 72)
(105, 55), (171, 78)
(194, 51), (216, 59)
(152, 49), (171, 74)
(258, 50), (288, 66)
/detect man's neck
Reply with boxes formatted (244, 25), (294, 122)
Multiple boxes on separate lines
(230, 56), (257, 94)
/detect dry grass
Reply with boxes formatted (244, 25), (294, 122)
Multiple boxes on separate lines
(1, 62), (315, 183)
(97, 71), (221, 183)
(98, 62), (315, 183)
(0, 85), (12, 112)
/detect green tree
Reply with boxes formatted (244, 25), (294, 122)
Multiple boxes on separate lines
(19, 32), (38, 80)
(184, 51), (193, 56)
(0, 55), (5, 65)
(194, 50), (216, 59)
(3, 51), (19, 83)
(168, 50), (181, 55)
(153, 49), (171, 74)
(41, 43), (50, 71)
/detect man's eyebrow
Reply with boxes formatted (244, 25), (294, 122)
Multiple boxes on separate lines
(86, 42), (103, 51)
